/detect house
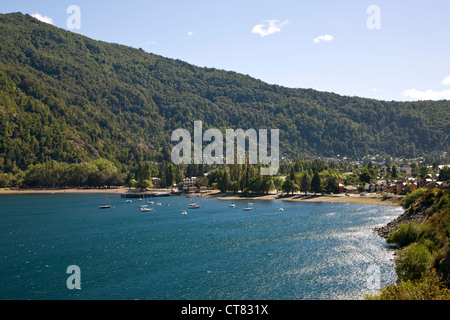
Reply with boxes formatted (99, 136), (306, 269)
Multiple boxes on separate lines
(188, 186), (198, 193)
(152, 177), (162, 188)
(364, 181), (386, 193)
(183, 177), (197, 187)
(398, 167), (412, 174)
(425, 181), (445, 190)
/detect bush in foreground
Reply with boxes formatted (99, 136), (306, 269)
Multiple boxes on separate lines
(387, 222), (425, 247)
(395, 243), (432, 282)
(366, 269), (450, 300)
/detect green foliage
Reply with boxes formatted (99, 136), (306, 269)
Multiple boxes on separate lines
(135, 162), (152, 190)
(272, 176), (283, 192)
(281, 177), (298, 195)
(379, 189), (450, 299)
(310, 171), (322, 194)
(217, 168), (230, 192)
(300, 173), (310, 194)
(366, 269), (450, 300)
(387, 222), (425, 247)
(391, 165), (398, 178)
(0, 173), (12, 187)
(164, 163), (175, 188)
(0, 13), (449, 175)
(439, 167), (450, 181)
(19, 158), (123, 188)
(359, 169), (373, 184)
(395, 243), (433, 282)
(402, 188), (428, 209)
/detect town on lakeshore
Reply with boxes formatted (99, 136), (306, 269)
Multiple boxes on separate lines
(3, 153), (448, 207)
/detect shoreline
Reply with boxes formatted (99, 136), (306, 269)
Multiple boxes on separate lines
(0, 188), (403, 207)
(204, 191), (403, 207)
(0, 187), (135, 195)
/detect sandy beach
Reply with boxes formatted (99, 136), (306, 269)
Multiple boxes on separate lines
(204, 190), (403, 207)
(0, 187), (134, 195)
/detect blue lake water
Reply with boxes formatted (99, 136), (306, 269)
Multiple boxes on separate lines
(0, 193), (402, 300)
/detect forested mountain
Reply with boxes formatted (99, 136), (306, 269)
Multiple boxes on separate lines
(0, 12), (449, 173)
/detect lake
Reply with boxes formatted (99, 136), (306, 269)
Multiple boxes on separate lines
(0, 193), (402, 300)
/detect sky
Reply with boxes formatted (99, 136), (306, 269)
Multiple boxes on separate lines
(1, 0), (450, 101)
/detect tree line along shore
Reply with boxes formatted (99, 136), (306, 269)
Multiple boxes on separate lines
(1, 157), (449, 202)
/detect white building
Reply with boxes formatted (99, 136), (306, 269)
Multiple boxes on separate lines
(183, 177), (197, 186)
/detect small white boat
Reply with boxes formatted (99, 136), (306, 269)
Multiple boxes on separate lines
(157, 203), (162, 206)
(229, 203), (235, 207)
(138, 198), (143, 201)
(243, 207), (253, 211)
(188, 202), (200, 209)
(147, 201), (154, 204)
(141, 207), (153, 212)
(182, 211), (187, 215)
(99, 194), (112, 209)
(279, 208), (284, 211)
(124, 200), (132, 203)
(140, 204), (148, 208)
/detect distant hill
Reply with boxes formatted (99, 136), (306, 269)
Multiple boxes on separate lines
(0, 12), (449, 172)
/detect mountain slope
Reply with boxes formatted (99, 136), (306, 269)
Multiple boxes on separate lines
(0, 12), (449, 172)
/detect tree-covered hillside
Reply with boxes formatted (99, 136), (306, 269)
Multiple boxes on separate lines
(0, 12), (449, 173)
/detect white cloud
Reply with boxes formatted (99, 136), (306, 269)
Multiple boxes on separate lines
(187, 31), (194, 36)
(442, 75), (450, 85)
(251, 19), (288, 37)
(313, 34), (333, 43)
(401, 88), (450, 101)
(31, 13), (54, 25)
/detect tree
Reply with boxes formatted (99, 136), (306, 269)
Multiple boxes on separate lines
(136, 163), (151, 190)
(418, 166), (429, 179)
(359, 169), (372, 184)
(391, 165), (398, 178)
(438, 166), (450, 181)
(260, 175), (274, 194)
(300, 173), (310, 194)
(273, 176), (283, 193)
(281, 178), (295, 195)
(164, 163), (175, 188)
(395, 243), (432, 282)
(325, 176), (339, 194)
(311, 171), (321, 194)
(0, 173), (13, 188)
(229, 180), (239, 194)
(217, 168), (230, 193)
